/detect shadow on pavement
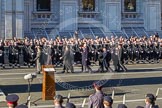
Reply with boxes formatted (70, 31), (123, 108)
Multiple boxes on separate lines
(1, 76), (162, 94)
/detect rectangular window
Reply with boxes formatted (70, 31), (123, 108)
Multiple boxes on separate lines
(124, 0), (136, 12)
(82, 0), (95, 11)
(37, 0), (51, 11)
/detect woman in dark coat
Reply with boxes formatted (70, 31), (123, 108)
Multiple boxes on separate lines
(60, 45), (74, 73)
(81, 43), (92, 73)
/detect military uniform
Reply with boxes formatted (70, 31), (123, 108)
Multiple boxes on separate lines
(0, 43), (4, 66)
(88, 83), (104, 108)
(88, 90), (104, 108)
(122, 44), (129, 64)
(9, 43), (19, 67)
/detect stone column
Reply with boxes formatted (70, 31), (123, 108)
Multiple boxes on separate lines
(24, 0), (31, 33)
(15, 0), (24, 39)
(0, 1), (2, 38)
(3, 0), (24, 39)
(144, 0), (161, 31)
(59, 0), (78, 31)
(103, 0), (121, 32)
(1, 0), (5, 39)
(4, 0), (13, 39)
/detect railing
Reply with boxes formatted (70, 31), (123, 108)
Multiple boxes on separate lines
(32, 11), (55, 21)
(78, 11), (100, 21)
(122, 12), (140, 19)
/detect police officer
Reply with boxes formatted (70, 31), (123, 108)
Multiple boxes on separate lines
(88, 83), (104, 108)
(145, 93), (159, 108)
(6, 94), (19, 108)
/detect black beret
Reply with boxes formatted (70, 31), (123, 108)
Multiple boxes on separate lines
(103, 96), (113, 104)
(54, 94), (63, 101)
(136, 106), (144, 108)
(117, 104), (127, 108)
(66, 102), (76, 108)
(15, 104), (28, 108)
(146, 93), (156, 102)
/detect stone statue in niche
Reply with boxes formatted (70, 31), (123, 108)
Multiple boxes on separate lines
(124, 0), (136, 12)
(127, 2), (134, 10)
(82, 0), (95, 11)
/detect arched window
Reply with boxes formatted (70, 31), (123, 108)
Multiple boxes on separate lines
(82, 0), (95, 11)
(124, 0), (136, 12)
(37, 0), (51, 11)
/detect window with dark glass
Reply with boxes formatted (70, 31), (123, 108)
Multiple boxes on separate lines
(37, 0), (51, 11)
(82, 0), (95, 11)
(124, 0), (136, 12)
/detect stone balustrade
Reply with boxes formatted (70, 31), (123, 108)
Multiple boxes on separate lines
(32, 11), (55, 21)
(78, 11), (100, 21)
(122, 12), (140, 19)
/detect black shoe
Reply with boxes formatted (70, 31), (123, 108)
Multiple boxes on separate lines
(37, 71), (41, 74)
(89, 69), (93, 73)
(115, 69), (120, 72)
(61, 71), (65, 73)
(107, 69), (113, 73)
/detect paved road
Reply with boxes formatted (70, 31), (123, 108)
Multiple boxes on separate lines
(0, 63), (162, 108)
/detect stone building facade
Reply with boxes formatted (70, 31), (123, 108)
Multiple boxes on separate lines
(0, 0), (161, 39)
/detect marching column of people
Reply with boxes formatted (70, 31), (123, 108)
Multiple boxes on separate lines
(0, 35), (161, 72)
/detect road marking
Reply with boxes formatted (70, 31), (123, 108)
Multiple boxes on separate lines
(0, 89), (6, 102)
(0, 73), (28, 75)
